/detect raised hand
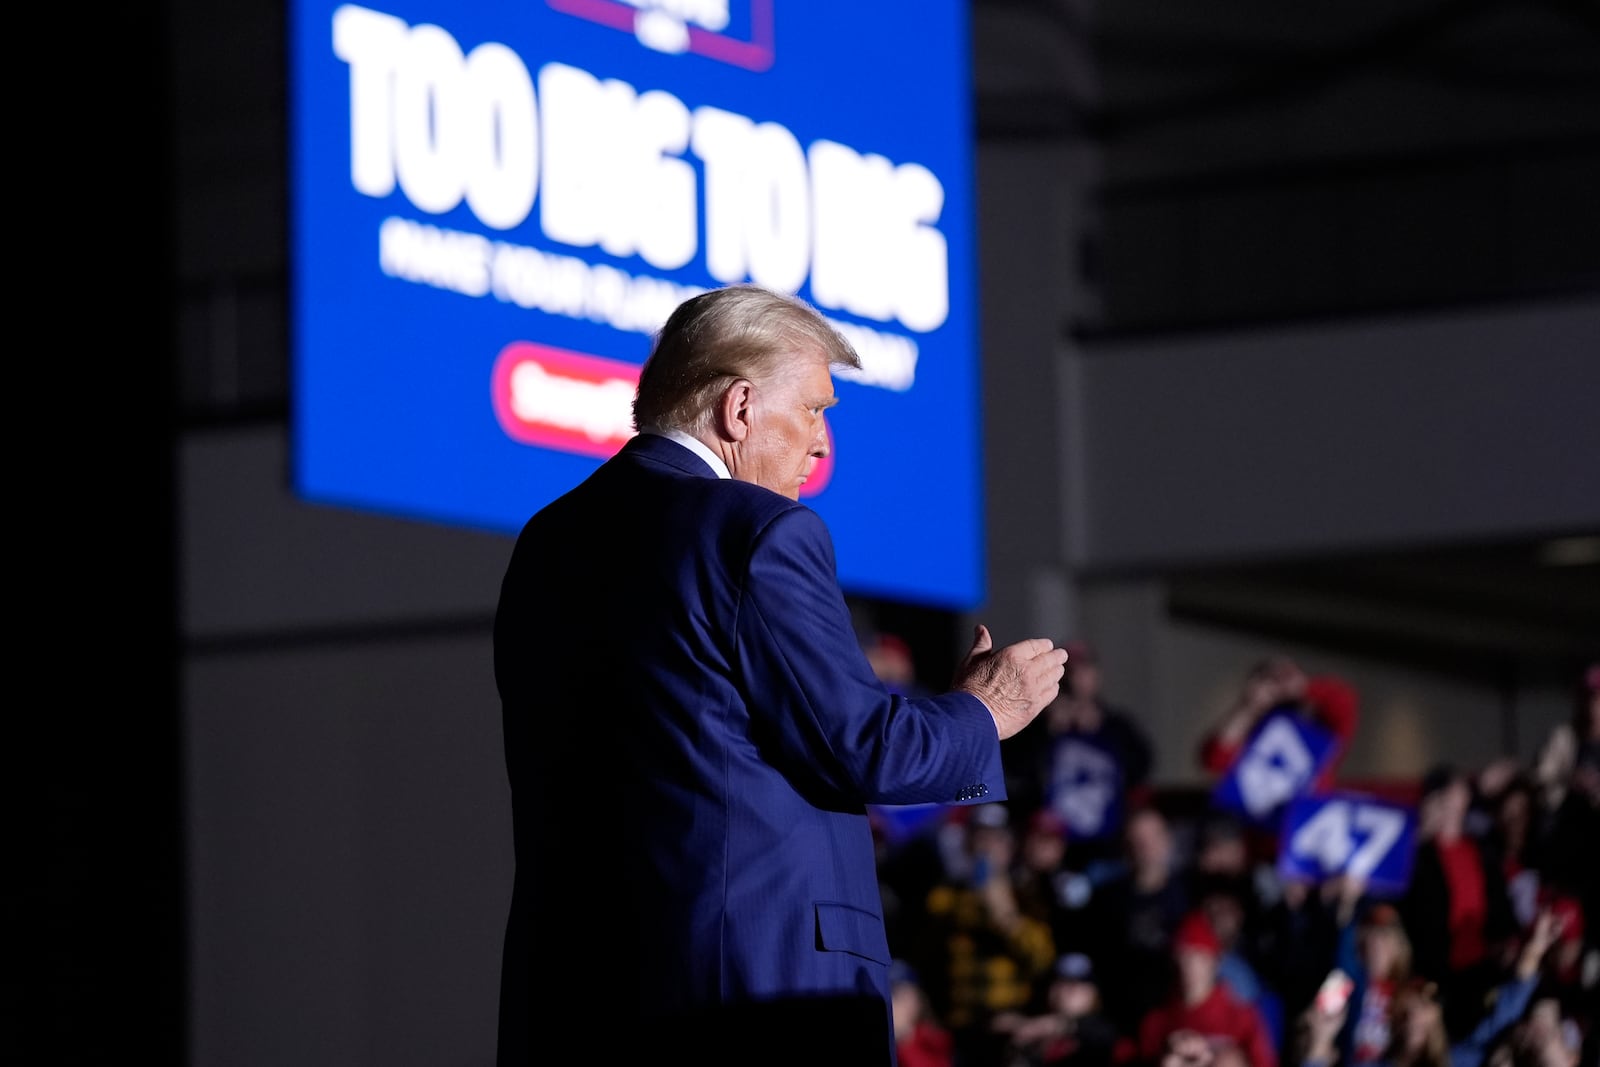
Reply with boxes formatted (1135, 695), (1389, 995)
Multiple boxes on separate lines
(1516, 906), (1563, 978)
(952, 624), (1069, 740)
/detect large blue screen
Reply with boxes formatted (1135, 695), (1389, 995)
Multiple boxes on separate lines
(291, 0), (984, 608)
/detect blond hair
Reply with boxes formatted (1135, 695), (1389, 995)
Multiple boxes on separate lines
(632, 285), (860, 435)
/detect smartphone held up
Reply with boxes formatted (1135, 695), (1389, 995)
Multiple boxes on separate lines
(1315, 969), (1354, 1016)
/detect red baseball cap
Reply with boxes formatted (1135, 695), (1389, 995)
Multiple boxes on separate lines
(1029, 808), (1070, 839)
(1173, 910), (1221, 955)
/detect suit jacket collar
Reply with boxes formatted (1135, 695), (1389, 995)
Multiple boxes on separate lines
(620, 431), (721, 480)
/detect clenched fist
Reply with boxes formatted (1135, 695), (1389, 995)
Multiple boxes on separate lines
(951, 624), (1069, 740)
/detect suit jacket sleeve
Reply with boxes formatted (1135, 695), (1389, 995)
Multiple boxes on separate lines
(734, 505), (1005, 806)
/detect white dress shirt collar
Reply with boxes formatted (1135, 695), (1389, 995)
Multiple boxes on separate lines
(648, 428), (731, 480)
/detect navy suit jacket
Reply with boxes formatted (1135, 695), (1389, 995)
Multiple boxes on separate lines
(494, 433), (1005, 1065)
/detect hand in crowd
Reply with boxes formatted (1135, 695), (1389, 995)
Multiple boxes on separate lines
(952, 625), (1069, 740)
(1299, 998), (1348, 1067)
(1211, 657), (1305, 748)
(1328, 873), (1368, 925)
(1513, 997), (1582, 1067)
(1477, 756), (1523, 799)
(993, 1008), (1070, 1048)
(1514, 906), (1564, 980)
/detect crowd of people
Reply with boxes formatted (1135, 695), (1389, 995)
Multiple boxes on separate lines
(864, 640), (1600, 1067)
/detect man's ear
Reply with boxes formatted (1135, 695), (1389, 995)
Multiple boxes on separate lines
(715, 379), (755, 442)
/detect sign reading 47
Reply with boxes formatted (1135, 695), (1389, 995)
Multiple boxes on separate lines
(1278, 791), (1418, 896)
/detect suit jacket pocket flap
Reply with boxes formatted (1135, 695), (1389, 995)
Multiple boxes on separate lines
(814, 901), (890, 964)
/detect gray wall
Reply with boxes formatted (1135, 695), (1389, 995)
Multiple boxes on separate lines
(1068, 299), (1600, 571)
(186, 638), (507, 1067)
(182, 430), (513, 1065)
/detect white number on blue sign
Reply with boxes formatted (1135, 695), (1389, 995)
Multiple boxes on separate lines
(1237, 716), (1315, 818)
(1287, 799), (1406, 878)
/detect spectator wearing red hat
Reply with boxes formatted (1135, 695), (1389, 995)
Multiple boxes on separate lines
(1137, 910), (1279, 1067)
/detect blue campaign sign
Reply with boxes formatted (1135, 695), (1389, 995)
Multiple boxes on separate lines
(290, 0), (984, 609)
(1046, 734), (1125, 841)
(1278, 792), (1417, 896)
(1211, 709), (1339, 826)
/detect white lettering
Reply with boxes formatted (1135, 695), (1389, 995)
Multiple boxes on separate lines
(541, 64), (630, 253)
(620, 0), (729, 32)
(461, 42), (538, 229)
(392, 23), (471, 214)
(891, 162), (950, 332)
(488, 236), (705, 333)
(332, 4), (408, 198)
(1237, 717), (1314, 818)
(378, 216), (491, 296)
(635, 12), (690, 54)
(691, 105), (753, 285)
(828, 318), (918, 392)
(541, 65), (697, 270)
(1289, 801), (1355, 873)
(1289, 800), (1406, 879)
(340, 8), (544, 228)
(811, 140), (948, 330)
(1050, 741), (1119, 837)
(1346, 806), (1405, 879)
(693, 108), (811, 292)
(334, 5), (953, 335)
(490, 241), (590, 316)
(746, 122), (811, 292)
(508, 362), (637, 442)
(632, 90), (697, 269)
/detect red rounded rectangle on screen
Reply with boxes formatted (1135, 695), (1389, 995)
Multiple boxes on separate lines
(491, 341), (641, 458)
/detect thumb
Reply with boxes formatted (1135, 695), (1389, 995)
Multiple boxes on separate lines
(968, 623), (993, 658)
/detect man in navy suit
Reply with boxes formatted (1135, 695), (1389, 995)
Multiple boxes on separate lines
(494, 283), (1068, 1065)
